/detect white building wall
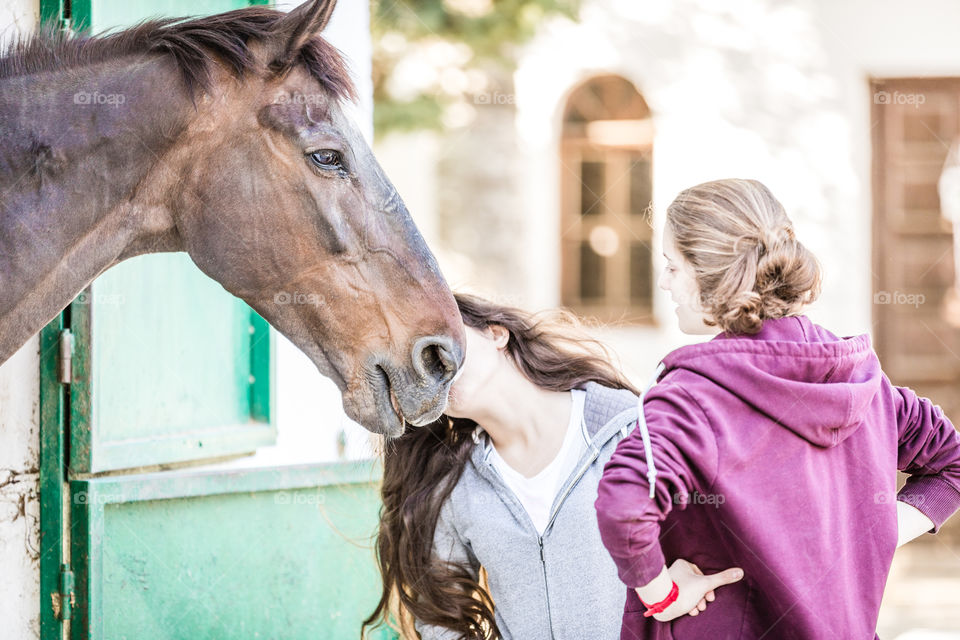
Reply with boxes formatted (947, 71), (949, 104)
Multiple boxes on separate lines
(512, 0), (960, 385)
(0, 4), (44, 640)
(0, 339), (41, 640)
(0, 0), (37, 47)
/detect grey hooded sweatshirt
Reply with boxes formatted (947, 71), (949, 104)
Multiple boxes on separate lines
(415, 382), (639, 640)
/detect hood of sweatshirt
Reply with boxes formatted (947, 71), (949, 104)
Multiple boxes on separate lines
(659, 315), (883, 448)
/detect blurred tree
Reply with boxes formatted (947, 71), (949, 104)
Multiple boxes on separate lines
(371, 0), (580, 135)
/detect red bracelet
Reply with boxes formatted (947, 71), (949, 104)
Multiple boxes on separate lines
(640, 581), (679, 618)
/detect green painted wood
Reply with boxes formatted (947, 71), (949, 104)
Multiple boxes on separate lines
(69, 279), (277, 473)
(39, 315), (66, 639)
(92, 258), (253, 440)
(39, 0), (64, 26)
(70, 256), (276, 474)
(70, 462), (397, 640)
(68, 291), (93, 474)
(69, 0), (264, 32)
(75, 460), (384, 504)
(66, 0), (92, 33)
(249, 311), (272, 424)
(69, 483), (102, 640)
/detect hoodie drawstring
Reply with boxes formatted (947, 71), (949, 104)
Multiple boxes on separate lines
(638, 363), (666, 499)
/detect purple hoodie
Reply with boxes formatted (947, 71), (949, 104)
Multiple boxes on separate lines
(595, 315), (960, 640)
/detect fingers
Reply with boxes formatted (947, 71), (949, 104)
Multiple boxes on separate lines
(687, 598), (707, 616)
(705, 567), (744, 590)
(668, 560), (744, 620)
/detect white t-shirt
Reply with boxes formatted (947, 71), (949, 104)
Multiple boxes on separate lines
(488, 389), (588, 535)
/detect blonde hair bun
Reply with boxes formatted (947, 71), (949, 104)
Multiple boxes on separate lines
(667, 179), (822, 335)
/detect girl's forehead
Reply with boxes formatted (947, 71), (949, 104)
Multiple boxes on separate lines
(662, 233), (679, 258)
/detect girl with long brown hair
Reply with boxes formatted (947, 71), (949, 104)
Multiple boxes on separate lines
(363, 293), (736, 639)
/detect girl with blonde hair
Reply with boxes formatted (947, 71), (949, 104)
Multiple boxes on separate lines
(596, 178), (960, 639)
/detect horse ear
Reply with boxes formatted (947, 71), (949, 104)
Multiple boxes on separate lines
(270, 0), (338, 73)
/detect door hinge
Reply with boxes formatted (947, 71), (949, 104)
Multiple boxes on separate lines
(58, 329), (74, 384)
(51, 563), (75, 621)
(59, 0), (73, 35)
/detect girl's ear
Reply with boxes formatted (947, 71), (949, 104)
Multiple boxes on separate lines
(488, 324), (510, 349)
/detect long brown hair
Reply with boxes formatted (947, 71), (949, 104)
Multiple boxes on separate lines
(363, 293), (639, 639)
(666, 178), (822, 335)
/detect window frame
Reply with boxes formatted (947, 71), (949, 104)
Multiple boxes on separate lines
(559, 75), (657, 325)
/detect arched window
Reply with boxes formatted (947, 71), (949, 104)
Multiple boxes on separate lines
(560, 75), (654, 323)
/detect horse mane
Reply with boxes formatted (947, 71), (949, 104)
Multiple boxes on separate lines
(0, 6), (356, 100)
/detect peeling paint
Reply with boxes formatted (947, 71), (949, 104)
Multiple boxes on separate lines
(0, 469), (42, 560)
(0, 328), (42, 639)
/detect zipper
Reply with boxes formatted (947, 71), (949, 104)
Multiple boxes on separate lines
(538, 536), (555, 639)
(478, 413), (630, 640)
(543, 447), (603, 534)
(485, 458), (560, 639)
(537, 444), (606, 640)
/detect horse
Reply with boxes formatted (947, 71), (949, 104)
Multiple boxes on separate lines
(0, 0), (464, 436)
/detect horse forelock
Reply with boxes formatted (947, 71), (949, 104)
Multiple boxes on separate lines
(0, 6), (356, 102)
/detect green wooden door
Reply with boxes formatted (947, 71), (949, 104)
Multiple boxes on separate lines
(70, 259), (275, 473)
(67, 462), (391, 640)
(37, 2), (393, 639)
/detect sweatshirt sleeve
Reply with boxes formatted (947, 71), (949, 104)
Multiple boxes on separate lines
(414, 501), (482, 640)
(893, 382), (960, 533)
(595, 380), (719, 588)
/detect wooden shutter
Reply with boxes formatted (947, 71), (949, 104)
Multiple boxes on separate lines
(871, 78), (960, 424)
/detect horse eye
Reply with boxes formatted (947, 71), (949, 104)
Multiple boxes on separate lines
(309, 149), (343, 171)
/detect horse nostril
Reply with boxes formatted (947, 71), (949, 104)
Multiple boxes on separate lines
(412, 336), (461, 386)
